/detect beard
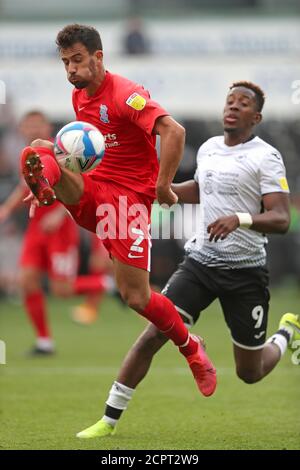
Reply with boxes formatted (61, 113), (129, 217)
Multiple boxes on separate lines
(223, 125), (238, 133)
(73, 81), (89, 89)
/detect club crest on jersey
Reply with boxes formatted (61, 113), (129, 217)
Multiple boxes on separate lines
(99, 104), (109, 123)
(204, 171), (215, 195)
(126, 93), (146, 111)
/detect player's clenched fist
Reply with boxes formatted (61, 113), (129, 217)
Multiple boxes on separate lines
(156, 185), (178, 206)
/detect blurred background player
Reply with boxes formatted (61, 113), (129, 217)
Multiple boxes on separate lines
(71, 233), (113, 325)
(123, 17), (151, 56)
(0, 110), (109, 354)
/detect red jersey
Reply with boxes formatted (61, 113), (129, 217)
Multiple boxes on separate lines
(72, 71), (169, 199)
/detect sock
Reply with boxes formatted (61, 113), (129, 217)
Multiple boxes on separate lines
(266, 328), (292, 357)
(36, 337), (54, 351)
(73, 274), (107, 295)
(24, 291), (51, 339)
(141, 291), (198, 355)
(102, 381), (135, 427)
(35, 146), (61, 187)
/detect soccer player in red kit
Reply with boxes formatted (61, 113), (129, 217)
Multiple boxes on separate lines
(20, 24), (216, 434)
(0, 111), (107, 354)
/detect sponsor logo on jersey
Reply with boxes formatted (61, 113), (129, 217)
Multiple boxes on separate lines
(100, 104), (109, 123)
(279, 177), (289, 191)
(126, 93), (146, 111)
(104, 133), (120, 148)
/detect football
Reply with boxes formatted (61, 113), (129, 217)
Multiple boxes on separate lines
(54, 121), (105, 173)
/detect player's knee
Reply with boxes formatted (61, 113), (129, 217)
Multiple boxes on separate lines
(50, 281), (73, 298)
(120, 289), (149, 312)
(236, 367), (262, 384)
(19, 271), (40, 294)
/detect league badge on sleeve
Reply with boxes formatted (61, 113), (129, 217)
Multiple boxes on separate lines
(126, 93), (146, 111)
(279, 177), (289, 191)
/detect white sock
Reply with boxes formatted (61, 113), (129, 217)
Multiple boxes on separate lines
(179, 333), (191, 348)
(36, 337), (54, 351)
(266, 332), (290, 357)
(103, 381), (135, 427)
(102, 415), (118, 427)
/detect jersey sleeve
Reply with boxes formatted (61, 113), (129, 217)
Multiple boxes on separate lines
(119, 85), (169, 135)
(194, 144), (206, 183)
(259, 151), (290, 195)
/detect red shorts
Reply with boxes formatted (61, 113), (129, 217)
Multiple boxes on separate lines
(20, 214), (79, 280)
(65, 175), (153, 271)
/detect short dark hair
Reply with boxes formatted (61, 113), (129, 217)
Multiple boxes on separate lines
(56, 24), (102, 54)
(21, 110), (48, 121)
(229, 81), (265, 112)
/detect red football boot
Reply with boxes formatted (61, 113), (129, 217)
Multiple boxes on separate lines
(21, 146), (56, 206)
(180, 335), (217, 397)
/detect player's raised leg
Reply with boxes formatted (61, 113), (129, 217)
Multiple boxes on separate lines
(113, 259), (216, 395)
(21, 141), (84, 206)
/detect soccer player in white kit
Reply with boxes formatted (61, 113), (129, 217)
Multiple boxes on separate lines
(76, 81), (300, 439)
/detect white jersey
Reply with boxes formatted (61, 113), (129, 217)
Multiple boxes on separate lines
(185, 135), (289, 269)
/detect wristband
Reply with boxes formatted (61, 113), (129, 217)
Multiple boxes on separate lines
(235, 212), (253, 228)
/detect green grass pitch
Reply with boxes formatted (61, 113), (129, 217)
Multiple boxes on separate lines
(0, 288), (299, 450)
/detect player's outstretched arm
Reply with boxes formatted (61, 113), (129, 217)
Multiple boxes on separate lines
(171, 180), (200, 204)
(0, 184), (27, 222)
(207, 192), (290, 242)
(154, 116), (185, 206)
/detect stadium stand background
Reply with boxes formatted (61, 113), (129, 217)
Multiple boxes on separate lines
(0, 0), (299, 294)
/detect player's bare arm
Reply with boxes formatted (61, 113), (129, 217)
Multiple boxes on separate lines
(207, 192), (290, 242)
(0, 183), (27, 222)
(154, 115), (185, 206)
(171, 180), (200, 203)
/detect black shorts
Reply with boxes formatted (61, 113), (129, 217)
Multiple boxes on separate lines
(162, 256), (270, 350)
